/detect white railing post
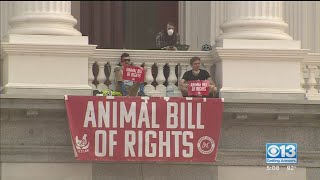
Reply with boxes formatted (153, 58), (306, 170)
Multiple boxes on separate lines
(316, 65), (320, 92)
(144, 62), (156, 96)
(303, 53), (320, 100)
(97, 61), (108, 91)
(167, 63), (180, 96)
(306, 65), (319, 99)
(301, 65), (307, 93)
(108, 61), (117, 90)
(88, 60), (96, 90)
(156, 63), (166, 96)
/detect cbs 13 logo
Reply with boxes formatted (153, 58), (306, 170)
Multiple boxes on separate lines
(266, 143), (297, 164)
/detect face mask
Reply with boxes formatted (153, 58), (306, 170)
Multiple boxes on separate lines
(167, 29), (174, 36)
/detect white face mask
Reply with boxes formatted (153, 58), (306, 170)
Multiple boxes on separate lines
(167, 29), (174, 36)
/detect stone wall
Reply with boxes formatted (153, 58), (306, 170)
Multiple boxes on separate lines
(1, 95), (320, 179)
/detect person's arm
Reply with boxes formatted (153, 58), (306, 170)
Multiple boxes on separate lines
(179, 72), (189, 90)
(179, 79), (188, 89)
(207, 78), (218, 94)
(114, 66), (127, 95)
(206, 75), (218, 94)
(207, 78), (216, 87)
(179, 79), (189, 97)
(203, 70), (217, 93)
(114, 66), (123, 82)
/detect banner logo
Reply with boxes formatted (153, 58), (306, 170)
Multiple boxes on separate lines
(75, 134), (90, 153)
(197, 136), (215, 155)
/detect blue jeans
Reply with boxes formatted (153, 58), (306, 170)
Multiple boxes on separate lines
(119, 82), (145, 96)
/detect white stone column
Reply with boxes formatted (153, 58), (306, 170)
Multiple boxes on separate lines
(8, 1), (81, 36)
(1, 1), (8, 40)
(216, 1), (292, 43)
(213, 1), (307, 100)
(1, 2), (95, 96)
(210, 1), (226, 46)
(1, 1), (14, 40)
(183, 1), (212, 50)
(283, 1), (320, 53)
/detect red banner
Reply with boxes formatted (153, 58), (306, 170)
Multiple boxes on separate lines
(188, 80), (209, 96)
(122, 65), (145, 82)
(65, 96), (223, 162)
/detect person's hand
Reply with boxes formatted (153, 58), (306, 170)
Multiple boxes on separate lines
(209, 85), (218, 93)
(183, 83), (189, 89)
(165, 46), (177, 51)
(213, 86), (218, 93)
(171, 47), (178, 51)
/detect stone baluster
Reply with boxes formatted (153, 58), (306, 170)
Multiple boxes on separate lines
(88, 60), (96, 90)
(167, 63), (179, 96)
(144, 62), (156, 96)
(301, 65), (307, 93)
(156, 63), (167, 96)
(316, 65), (320, 94)
(108, 61), (117, 90)
(306, 65), (320, 99)
(96, 61), (108, 91)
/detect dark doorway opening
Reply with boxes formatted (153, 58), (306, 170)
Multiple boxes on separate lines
(80, 1), (178, 49)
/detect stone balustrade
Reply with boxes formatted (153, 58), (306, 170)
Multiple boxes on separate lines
(89, 49), (215, 97)
(301, 53), (320, 100)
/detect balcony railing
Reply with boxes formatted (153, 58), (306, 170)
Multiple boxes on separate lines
(89, 49), (215, 97)
(88, 49), (320, 99)
(1, 44), (319, 100)
(302, 53), (320, 100)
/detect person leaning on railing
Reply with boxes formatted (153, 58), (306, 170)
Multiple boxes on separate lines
(114, 53), (146, 96)
(155, 22), (180, 51)
(179, 56), (218, 97)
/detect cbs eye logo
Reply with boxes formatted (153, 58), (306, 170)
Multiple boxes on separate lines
(267, 145), (280, 157)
